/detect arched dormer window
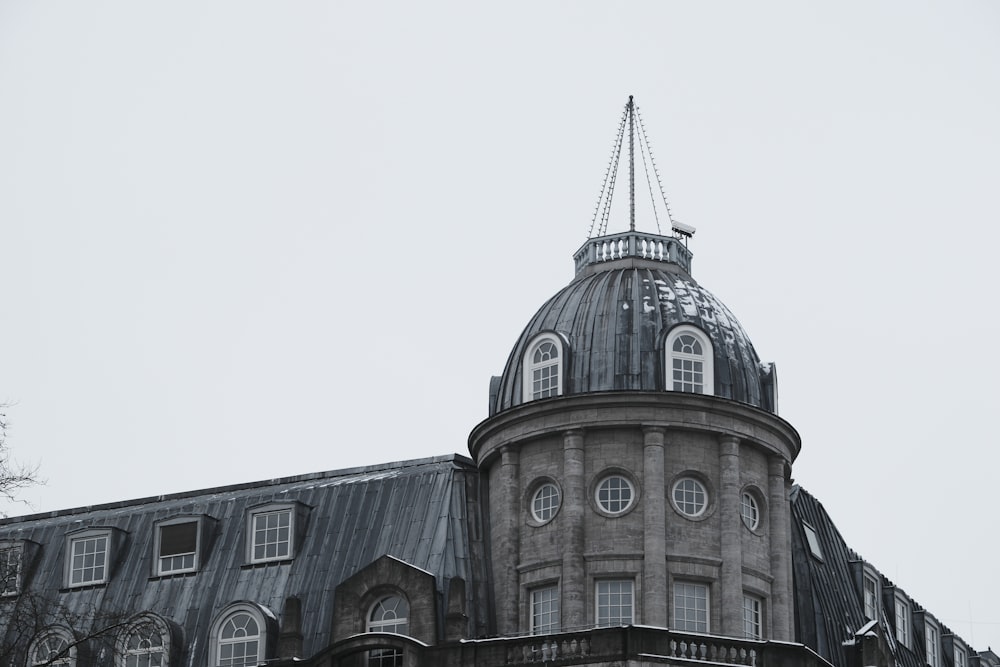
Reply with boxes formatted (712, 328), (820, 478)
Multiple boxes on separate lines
(665, 325), (713, 394)
(117, 613), (172, 667)
(367, 595), (410, 667)
(209, 603), (270, 667)
(29, 627), (76, 666)
(522, 333), (565, 402)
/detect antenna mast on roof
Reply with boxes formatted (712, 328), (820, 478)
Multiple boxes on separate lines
(588, 96), (693, 242)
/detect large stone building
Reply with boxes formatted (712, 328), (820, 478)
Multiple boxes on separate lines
(1, 104), (996, 667)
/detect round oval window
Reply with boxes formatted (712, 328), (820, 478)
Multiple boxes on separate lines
(672, 477), (707, 517)
(531, 483), (561, 523)
(741, 492), (760, 530)
(596, 475), (634, 515)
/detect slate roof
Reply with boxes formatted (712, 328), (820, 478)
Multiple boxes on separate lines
(0, 454), (488, 664)
(492, 260), (773, 414)
(790, 486), (976, 667)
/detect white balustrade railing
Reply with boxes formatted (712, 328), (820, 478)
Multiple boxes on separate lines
(573, 231), (692, 275)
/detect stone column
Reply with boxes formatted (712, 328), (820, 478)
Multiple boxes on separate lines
(718, 435), (743, 637)
(499, 445), (520, 635)
(562, 429), (586, 631)
(642, 426), (667, 627)
(768, 456), (792, 640)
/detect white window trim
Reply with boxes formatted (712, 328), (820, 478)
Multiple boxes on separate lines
(894, 594), (910, 648)
(673, 580), (710, 633)
(664, 325), (714, 395)
(742, 594), (763, 640)
(208, 603), (269, 667)
(740, 490), (761, 531)
(595, 579), (634, 627)
(802, 522), (824, 560)
(116, 614), (171, 667)
(594, 474), (636, 516)
(29, 627), (76, 666)
(862, 571), (879, 621)
(925, 617), (941, 667)
(529, 481), (562, 524)
(954, 642), (968, 667)
(522, 332), (565, 402)
(64, 528), (113, 588)
(0, 541), (22, 596)
(529, 584), (560, 635)
(246, 503), (297, 564)
(154, 516), (203, 576)
(671, 477), (708, 519)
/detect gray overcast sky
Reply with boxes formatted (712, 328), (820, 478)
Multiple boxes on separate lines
(2, 0), (998, 652)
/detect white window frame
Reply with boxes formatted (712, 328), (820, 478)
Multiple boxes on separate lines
(863, 572), (879, 620)
(671, 477), (708, 518)
(954, 643), (968, 667)
(742, 594), (762, 640)
(595, 579), (634, 627)
(154, 516), (201, 576)
(65, 529), (112, 588)
(117, 614), (170, 667)
(522, 332), (565, 402)
(925, 618), (940, 667)
(0, 542), (22, 596)
(673, 581), (710, 633)
(894, 595), (910, 647)
(29, 627), (76, 666)
(595, 475), (635, 515)
(740, 492), (760, 530)
(665, 325), (714, 394)
(209, 603), (268, 667)
(530, 482), (561, 524)
(367, 595), (409, 667)
(530, 584), (560, 635)
(246, 504), (296, 564)
(802, 522), (824, 560)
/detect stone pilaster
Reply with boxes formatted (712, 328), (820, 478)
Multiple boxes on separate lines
(499, 445), (520, 635)
(642, 426), (667, 627)
(718, 435), (743, 637)
(768, 455), (792, 640)
(561, 429), (586, 631)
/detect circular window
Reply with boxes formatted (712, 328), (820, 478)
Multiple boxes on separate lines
(672, 477), (707, 517)
(596, 475), (634, 515)
(740, 492), (760, 530)
(531, 483), (561, 523)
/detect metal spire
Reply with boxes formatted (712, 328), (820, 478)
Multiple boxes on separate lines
(588, 96), (684, 241)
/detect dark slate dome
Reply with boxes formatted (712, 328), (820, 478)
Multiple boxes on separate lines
(491, 231), (776, 415)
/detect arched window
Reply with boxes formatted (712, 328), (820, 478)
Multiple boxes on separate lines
(118, 615), (170, 667)
(209, 604), (269, 667)
(30, 628), (75, 666)
(367, 595), (409, 667)
(522, 333), (565, 402)
(665, 326), (713, 394)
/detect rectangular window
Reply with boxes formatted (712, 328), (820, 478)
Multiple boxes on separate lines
(595, 579), (633, 627)
(925, 622), (940, 667)
(954, 646), (967, 667)
(863, 574), (878, 620)
(674, 581), (709, 633)
(251, 508), (292, 563)
(530, 585), (560, 634)
(158, 521), (199, 575)
(802, 522), (823, 560)
(894, 598), (909, 647)
(69, 534), (109, 586)
(0, 546), (21, 596)
(742, 595), (762, 639)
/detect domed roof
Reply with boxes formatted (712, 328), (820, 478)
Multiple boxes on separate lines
(491, 231), (776, 415)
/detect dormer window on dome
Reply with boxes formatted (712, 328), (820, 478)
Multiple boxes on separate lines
(665, 325), (713, 394)
(522, 333), (565, 402)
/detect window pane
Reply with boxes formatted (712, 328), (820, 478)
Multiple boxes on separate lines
(596, 580), (633, 626)
(742, 595), (762, 639)
(532, 484), (561, 522)
(160, 522), (198, 557)
(531, 586), (560, 634)
(251, 510), (292, 562)
(674, 582), (709, 633)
